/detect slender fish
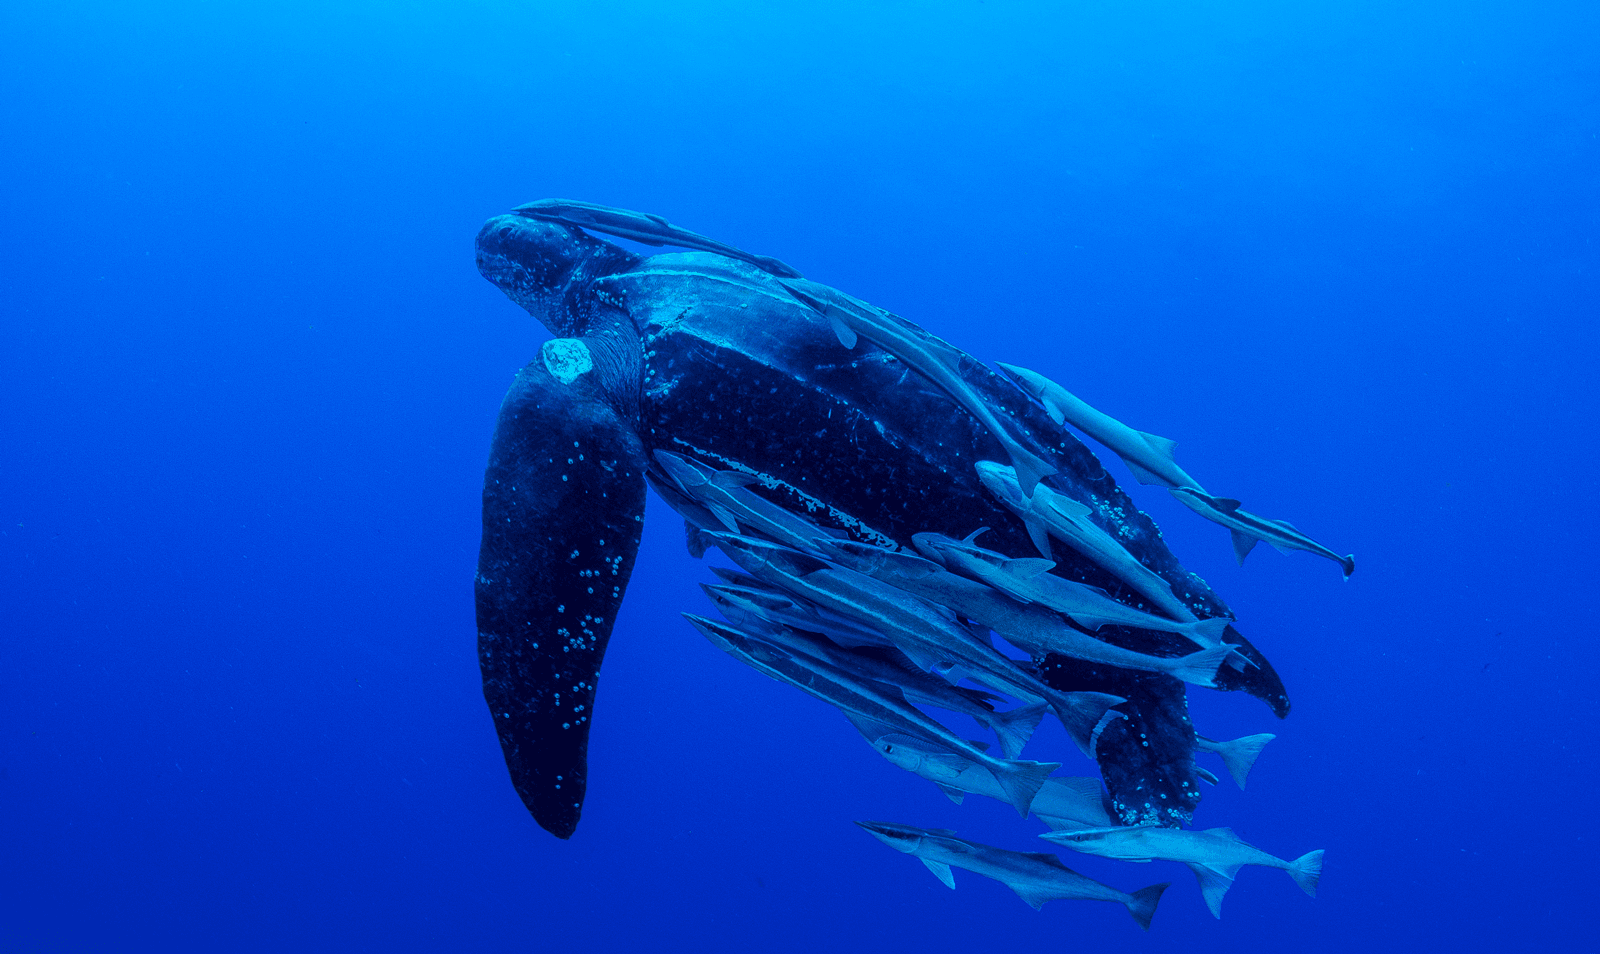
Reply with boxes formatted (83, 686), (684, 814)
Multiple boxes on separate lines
(513, 198), (801, 278)
(862, 730), (1114, 831)
(997, 363), (1203, 490)
(1169, 487), (1355, 578)
(975, 460), (1198, 622)
(858, 821), (1168, 930)
(703, 583), (1048, 759)
(783, 279), (1058, 494)
(1040, 825), (1323, 918)
(705, 533), (1124, 758)
(686, 615), (1059, 815)
(911, 532), (1236, 687)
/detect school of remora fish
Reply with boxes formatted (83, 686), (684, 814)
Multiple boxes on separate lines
(662, 286), (1334, 930)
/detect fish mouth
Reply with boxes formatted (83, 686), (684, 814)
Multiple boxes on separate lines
(973, 461), (1027, 505)
(1037, 826), (1125, 844)
(853, 820), (923, 852)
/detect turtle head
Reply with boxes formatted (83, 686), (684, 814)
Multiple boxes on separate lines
(476, 213), (641, 338)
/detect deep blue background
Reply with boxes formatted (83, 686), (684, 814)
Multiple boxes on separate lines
(3, 2), (1596, 951)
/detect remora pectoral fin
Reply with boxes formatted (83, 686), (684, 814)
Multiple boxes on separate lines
(921, 858), (957, 889)
(1187, 863), (1240, 919)
(476, 356), (648, 839)
(1230, 530), (1260, 566)
(829, 314), (859, 349)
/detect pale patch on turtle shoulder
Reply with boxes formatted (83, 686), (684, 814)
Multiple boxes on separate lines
(542, 338), (594, 385)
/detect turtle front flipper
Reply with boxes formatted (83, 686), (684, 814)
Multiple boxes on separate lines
(476, 339), (648, 838)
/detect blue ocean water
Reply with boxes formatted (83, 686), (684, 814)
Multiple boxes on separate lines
(2, 1), (1595, 950)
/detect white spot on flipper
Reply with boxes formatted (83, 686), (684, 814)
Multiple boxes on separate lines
(542, 338), (594, 384)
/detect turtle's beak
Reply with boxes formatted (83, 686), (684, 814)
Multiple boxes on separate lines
(474, 214), (574, 335)
(475, 212), (637, 338)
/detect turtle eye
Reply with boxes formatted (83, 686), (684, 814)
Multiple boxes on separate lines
(497, 225), (514, 241)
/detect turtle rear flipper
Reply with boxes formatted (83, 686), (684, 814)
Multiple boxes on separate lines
(476, 342), (648, 838)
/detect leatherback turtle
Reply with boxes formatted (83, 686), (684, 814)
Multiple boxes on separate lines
(473, 200), (1291, 840)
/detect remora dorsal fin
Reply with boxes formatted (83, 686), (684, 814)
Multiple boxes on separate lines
(1019, 850), (1069, 867)
(710, 470), (761, 489)
(1041, 492), (1092, 520)
(1052, 776), (1107, 803)
(1003, 557), (1056, 579)
(1009, 882), (1062, 910)
(1136, 429), (1179, 462)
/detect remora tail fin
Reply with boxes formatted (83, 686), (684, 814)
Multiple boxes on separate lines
(1048, 691), (1124, 758)
(994, 758), (1061, 817)
(1126, 882), (1169, 931)
(1288, 849), (1324, 897)
(1008, 447), (1057, 497)
(1207, 732), (1276, 789)
(1192, 617), (1234, 644)
(988, 703), (1049, 760)
(1169, 643), (1237, 688)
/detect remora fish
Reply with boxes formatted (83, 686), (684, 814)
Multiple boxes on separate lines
(1039, 825), (1324, 918)
(653, 450), (839, 554)
(805, 537), (1131, 756)
(1168, 487), (1356, 579)
(911, 532), (1236, 688)
(975, 460), (1198, 622)
(702, 583), (1049, 760)
(863, 731), (1114, 831)
(685, 615), (1059, 815)
(1196, 733), (1276, 790)
(997, 363), (1203, 491)
(782, 279), (1058, 495)
(704, 533), (1124, 758)
(701, 571), (894, 651)
(512, 198), (802, 278)
(857, 821), (1168, 930)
